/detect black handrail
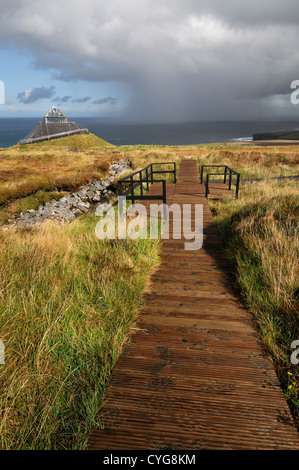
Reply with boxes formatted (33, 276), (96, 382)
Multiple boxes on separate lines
(118, 162), (176, 204)
(200, 165), (241, 199)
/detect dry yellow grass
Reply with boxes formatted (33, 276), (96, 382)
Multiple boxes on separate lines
(0, 134), (116, 205)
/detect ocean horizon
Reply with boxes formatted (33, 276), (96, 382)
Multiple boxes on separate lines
(1, 117), (299, 148)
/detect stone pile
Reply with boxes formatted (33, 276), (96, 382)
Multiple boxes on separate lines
(3, 159), (132, 229)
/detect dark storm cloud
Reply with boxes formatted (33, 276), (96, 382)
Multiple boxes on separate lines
(17, 85), (55, 104)
(3, 1), (299, 120)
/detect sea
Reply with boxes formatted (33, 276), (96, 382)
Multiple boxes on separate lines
(1, 117), (299, 148)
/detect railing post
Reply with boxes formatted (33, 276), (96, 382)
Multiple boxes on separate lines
(146, 167), (149, 190)
(205, 174), (209, 198)
(200, 166), (204, 184)
(139, 170), (143, 196)
(118, 181), (122, 196)
(236, 174), (240, 199)
(162, 180), (167, 219)
(130, 175), (135, 204)
(229, 170), (232, 190)
(173, 162), (177, 183)
(224, 166), (227, 184)
(151, 164), (154, 184)
(162, 180), (166, 205)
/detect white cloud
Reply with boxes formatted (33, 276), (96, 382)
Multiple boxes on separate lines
(17, 85), (55, 104)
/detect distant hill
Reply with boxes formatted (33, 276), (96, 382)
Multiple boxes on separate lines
(253, 130), (299, 141)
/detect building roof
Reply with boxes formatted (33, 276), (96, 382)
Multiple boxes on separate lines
(44, 106), (68, 123)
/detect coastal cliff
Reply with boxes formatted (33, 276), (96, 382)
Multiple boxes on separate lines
(253, 130), (299, 140)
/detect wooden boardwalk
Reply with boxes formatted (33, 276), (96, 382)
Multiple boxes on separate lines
(88, 159), (299, 450)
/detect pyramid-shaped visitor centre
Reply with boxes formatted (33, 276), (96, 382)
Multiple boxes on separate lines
(20, 106), (89, 144)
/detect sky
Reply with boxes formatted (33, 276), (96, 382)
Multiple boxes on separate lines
(0, 0), (299, 122)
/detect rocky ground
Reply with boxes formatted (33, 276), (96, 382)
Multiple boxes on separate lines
(3, 159), (132, 229)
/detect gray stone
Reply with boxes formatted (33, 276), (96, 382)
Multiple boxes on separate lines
(77, 201), (90, 212)
(109, 160), (131, 177)
(38, 206), (54, 217)
(77, 189), (89, 198)
(92, 181), (106, 191)
(86, 190), (96, 199)
(92, 194), (101, 202)
(50, 207), (75, 222)
(72, 208), (83, 215)
(67, 195), (80, 207)
(101, 178), (111, 188)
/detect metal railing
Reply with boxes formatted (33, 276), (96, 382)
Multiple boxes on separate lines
(118, 162), (176, 204)
(200, 165), (241, 199)
(19, 128), (89, 145)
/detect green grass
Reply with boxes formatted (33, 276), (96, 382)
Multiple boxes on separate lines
(0, 214), (160, 449)
(14, 132), (114, 151)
